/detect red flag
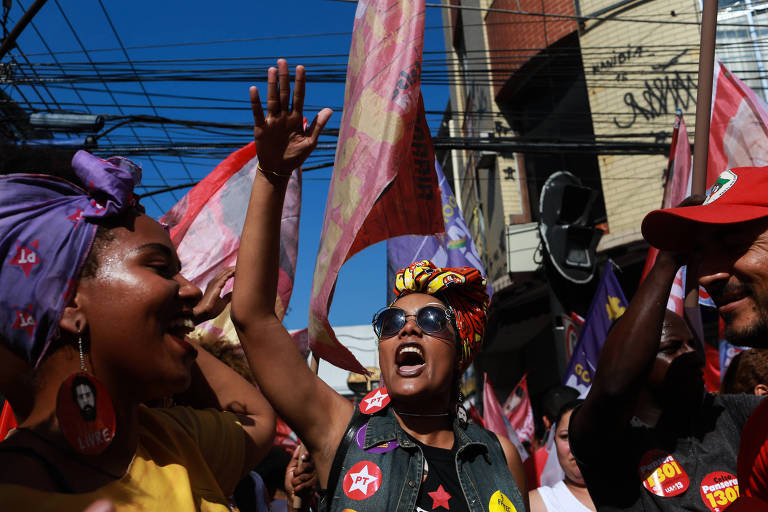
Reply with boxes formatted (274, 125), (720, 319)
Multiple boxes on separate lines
(308, 1), (443, 373)
(160, 143), (302, 345)
(708, 61), (768, 186)
(274, 416), (299, 452)
(468, 403), (485, 428)
(502, 374), (535, 444)
(640, 112), (691, 315)
(0, 401), (16, 440)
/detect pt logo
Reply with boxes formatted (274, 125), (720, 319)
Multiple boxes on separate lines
(9, 240), (40, 277)
(360, 388), (390, 414)
(343, 461), (382, 500)
(67, 207), (85, 227)
(13, 308), (36, 338)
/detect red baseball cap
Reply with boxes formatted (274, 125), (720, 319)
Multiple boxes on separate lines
(642, 166), (768, 252)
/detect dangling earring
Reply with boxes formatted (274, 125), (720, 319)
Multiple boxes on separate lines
(55, 332), (116, 455)
(455, 389), (468, 429)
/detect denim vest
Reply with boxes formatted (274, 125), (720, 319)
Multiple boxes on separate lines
(323, 395), (525, 512)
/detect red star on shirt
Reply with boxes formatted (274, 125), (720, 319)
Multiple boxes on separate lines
(429, 484), (452, 510)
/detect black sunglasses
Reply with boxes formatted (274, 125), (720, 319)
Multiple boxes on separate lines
(372, 305), (455, 339)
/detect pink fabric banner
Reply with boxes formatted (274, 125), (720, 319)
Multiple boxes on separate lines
(160, 143), (302, 347)
(308, 0), (443, 373)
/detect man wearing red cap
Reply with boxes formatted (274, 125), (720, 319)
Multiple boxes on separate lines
(642, 166), (768, 510)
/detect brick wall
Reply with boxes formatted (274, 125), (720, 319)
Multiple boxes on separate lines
(486, 0), (578, 97)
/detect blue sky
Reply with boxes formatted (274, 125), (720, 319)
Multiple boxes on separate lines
(7, 0), (450, 329)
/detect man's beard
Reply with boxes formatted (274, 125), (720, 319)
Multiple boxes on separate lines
(80, 405), (97, 422)
(724, 313), (768, 348)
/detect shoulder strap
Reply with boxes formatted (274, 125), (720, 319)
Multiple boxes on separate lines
(0, 445), (74, 493)
(319, 403), (369, 512)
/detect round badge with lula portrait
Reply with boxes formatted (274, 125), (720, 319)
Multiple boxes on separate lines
(56, 372), (116, 455)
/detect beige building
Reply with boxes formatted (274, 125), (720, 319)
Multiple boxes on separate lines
(578, 0), (701, 249)
(438, 0), (707, 401)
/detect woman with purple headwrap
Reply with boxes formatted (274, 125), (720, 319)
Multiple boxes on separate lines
(230, 61), (527, 512)
(0, 62), (328, 510)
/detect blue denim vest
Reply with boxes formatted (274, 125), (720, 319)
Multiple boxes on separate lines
(323, 402), (525, 512)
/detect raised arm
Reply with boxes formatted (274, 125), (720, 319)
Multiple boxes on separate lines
(570, 250), (681, 453)
(229, 60), (352, 485)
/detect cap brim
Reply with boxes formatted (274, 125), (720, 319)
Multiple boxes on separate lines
(642, 204), (768, 252)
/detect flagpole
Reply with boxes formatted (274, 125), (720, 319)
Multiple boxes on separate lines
(685, 0), (718, 309)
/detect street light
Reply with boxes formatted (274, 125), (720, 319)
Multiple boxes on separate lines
(29, 112), (104, 133)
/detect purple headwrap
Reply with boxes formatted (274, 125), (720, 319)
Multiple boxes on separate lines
(0, 150), (141, 366)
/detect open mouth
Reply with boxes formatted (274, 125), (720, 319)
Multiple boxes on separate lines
(167, 316), (195, 337)
(166, 317), (197, 355)
(396, 344), (425, 376)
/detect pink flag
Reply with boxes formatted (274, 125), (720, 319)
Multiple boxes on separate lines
(308, 0), (443, 373)
(640, 112), (692, 315)
(708, 61), (768, 186)
(160, 143), (302, 346)
(502, 374), (535, 445)
(483, 373), (511, 440)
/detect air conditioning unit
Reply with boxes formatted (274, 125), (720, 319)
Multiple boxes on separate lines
(506, 222), (540, 273)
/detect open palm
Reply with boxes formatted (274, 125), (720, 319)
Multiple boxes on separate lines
(250, 59), (333, 174)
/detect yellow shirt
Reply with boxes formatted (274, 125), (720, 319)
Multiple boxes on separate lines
(0, 405), (247, 511)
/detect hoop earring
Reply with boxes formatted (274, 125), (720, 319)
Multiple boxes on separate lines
(55, 333), (116, 455)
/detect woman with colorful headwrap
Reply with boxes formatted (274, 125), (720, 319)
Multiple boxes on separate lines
(231, 61), (527, 512)
(0, 61), (331, 510)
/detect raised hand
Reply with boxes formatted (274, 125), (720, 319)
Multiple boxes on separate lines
(193, 266), (235, 324)
(250, 59), (333, 175)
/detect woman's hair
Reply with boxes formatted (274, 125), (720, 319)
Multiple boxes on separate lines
(555, 398), (584, 429)
(79, 208), (141, 279)
(80, 225), (117, 279)
(721, 349), (768, 394)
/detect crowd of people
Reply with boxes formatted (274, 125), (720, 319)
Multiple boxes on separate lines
(1, 60), (768, 512)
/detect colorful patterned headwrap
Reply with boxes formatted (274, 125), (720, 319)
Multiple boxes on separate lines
(392, 260), (489, 372)
(0, 150), (141, 366)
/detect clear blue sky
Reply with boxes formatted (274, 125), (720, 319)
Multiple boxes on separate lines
(8, 0), (450, 330)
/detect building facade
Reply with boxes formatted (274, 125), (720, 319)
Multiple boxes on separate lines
(439, 0), (705, 404)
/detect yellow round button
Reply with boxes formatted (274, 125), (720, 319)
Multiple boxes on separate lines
(489, 490), (517, 512)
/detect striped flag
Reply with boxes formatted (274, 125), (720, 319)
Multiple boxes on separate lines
(308, 0), (443, 373)
(160, 143), (302, 347)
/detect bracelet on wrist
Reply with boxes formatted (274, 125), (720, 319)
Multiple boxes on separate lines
(257, 161), (293, 178)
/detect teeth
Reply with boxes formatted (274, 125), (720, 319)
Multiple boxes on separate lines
(170, 317), (195, 329)
(398, 346), (424, 358)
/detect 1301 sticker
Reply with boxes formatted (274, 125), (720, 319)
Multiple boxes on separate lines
(639, 450), (690, 497)
(700, 471), (739, 512)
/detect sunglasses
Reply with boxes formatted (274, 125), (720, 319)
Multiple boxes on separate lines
(372, 305), (455, 339)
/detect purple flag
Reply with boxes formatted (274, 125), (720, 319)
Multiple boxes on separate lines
(387, 160), (489, 303)
(563, 261), (628, 397)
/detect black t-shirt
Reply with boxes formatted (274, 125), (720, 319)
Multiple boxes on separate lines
(412, 438), (470, 512)
(571, 393), (762, 512)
